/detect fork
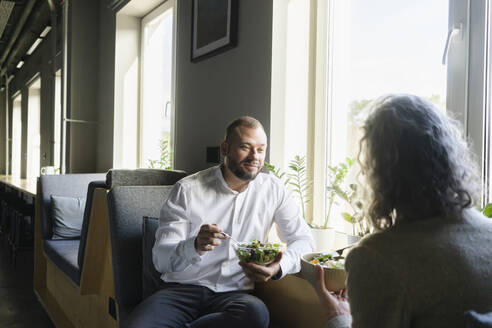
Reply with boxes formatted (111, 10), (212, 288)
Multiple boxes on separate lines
(220, 232), (240, 245)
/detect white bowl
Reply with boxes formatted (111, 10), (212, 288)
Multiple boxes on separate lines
(300, 252), (347, 292)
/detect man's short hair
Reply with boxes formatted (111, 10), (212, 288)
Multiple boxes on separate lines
(224, 116), (265, 142)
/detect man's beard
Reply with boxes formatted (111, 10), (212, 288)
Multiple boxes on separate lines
(226, 158), (261, 181)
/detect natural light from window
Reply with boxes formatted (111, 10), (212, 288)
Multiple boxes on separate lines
(54, 70), (61, 171)
(141, 3), (174, 169)
(327, 0), (449, 232)
(11, 94), (22, 177)
(27, 77), (41, 179)
(271, 0), (449, 237)
(326, 0), (448, 232)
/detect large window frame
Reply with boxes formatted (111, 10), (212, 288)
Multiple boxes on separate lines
(11, 92), (22, 178)
(271, 0), (491, 233)
(26, 75), (41, 179)
(113, 0), (177, 170)
(139, 0), (177, 169)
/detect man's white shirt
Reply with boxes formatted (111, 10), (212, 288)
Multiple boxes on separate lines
(152, 165), (314, 292)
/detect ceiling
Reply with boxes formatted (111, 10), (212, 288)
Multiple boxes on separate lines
(0, 0), (57, 78)
(0, 1), (31, 63)
(0, 1), (15, 40)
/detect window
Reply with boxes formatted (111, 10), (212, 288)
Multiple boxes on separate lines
(113, 0), (176, 169)
(11, 93), (22, 177)
(27, 77), (41, 179)
(54, 69), (62, 171)
(140, 0), (176, 169)
(271, 0), (483, 234)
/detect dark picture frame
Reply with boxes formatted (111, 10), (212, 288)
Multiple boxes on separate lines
(191, 0), (238, 62)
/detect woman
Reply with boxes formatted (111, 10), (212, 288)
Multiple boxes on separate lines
(317, 94), (492, 328)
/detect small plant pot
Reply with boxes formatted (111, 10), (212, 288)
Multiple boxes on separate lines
(310, 227), (335, 252)
(346, 234), (361, 245)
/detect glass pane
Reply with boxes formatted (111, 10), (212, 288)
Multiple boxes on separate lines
(11, 94), (22, 177)
(54, 70), (61, 171)
(141, 6), (174, 169)
(326, 0), (449, 231)
(282, 0), (310, 167)
(486, 2), (492, 205)
(27, 78), (41, 179)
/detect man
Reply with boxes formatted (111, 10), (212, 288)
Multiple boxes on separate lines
(125, 116), (313, 328)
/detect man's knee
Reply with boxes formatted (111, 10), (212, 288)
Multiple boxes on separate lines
(233, 294), (270, 328)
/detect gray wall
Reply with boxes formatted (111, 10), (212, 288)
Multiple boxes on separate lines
(174, 0), (273, 173)
(66, 0), (100, 173)
(96, 0), (273, 174)
(3, 0), (274, 175)
(96, 1), (116, 172)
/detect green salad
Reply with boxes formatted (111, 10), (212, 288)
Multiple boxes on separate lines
(309, 253), (345, 269)
(235, 240), (281, 265)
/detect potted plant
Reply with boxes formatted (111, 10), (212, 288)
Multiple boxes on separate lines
(148, 139), (172, 169)
(266, 156), (336, 250)
(265, 155), (312, 224)
(326, 157), (370, 244)
(481, 203), (492, 218)
(267, 156), (371, 250)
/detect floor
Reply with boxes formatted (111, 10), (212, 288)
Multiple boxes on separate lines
(0, 238), (54, 328)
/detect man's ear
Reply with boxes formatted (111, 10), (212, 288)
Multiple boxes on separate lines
(220, 141), (228, 157)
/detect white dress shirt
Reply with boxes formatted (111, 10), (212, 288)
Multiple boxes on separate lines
(152, 165), (314, 292)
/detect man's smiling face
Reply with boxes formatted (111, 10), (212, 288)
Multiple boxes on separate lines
(222, 125), (267, 181)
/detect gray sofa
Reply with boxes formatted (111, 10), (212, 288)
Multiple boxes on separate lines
(38, 169), (187, 286)
(107, 185), (173, 324)
(39, 173), (107, 284)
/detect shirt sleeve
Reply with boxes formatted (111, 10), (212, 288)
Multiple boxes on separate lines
(344, 245), (411, 328)
(273, 185), (314, 277)
(325, 315), (353, 328)
(152, 183), (202, 273)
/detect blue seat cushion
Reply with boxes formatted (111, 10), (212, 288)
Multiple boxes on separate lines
(44, 239), (81, 285)
(51, 195), (86, 239)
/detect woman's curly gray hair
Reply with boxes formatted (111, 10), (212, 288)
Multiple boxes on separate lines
(359, 94), (480, 230)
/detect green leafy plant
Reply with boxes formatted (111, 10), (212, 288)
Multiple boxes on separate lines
(325, 158), (354, 228)
(264, 162), (290, 186)
(326, 158), (369, 236)
(287, 155), (312, 225)
(265, 155), (313, 226)
(481, 203), (492, 218)
(148, 139), (172, 170)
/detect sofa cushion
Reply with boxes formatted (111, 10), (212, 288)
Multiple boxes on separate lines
(142, 216), (164, 299)
(106, 169), (186, 188)
(40, 173), (107, 239)
(44, 239), (81, 285)
(51, 195), (86, 239)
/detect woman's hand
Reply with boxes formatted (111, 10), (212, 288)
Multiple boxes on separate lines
(315, 264), (351, 321)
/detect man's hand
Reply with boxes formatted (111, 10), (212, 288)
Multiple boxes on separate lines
(315, 264), (351, 321)
(194, 224), (227, 255)
(238, 252), (283, 282)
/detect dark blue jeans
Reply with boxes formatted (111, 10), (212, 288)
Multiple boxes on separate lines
(123, 284), (270, 328)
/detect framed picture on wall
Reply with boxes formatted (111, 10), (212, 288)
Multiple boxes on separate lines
(191, 0), (238, 62)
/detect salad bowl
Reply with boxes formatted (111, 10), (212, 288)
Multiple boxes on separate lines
(300, 252), (347, 292)
(234, 240), (281, 265)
